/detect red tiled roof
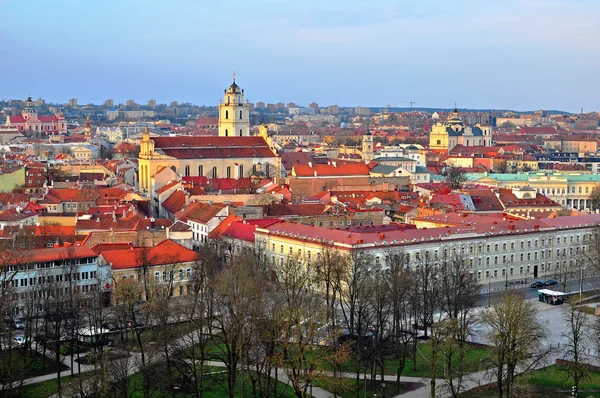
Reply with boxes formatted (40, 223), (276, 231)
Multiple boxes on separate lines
(293, 162), (371, 177)
(185, 203), (226, 224)
(162, 190), (187, 215)
(221, 221), (257, 242)
(4, 245), (97, 266)
(99, 240), (197, 270)
(208, 214), (243, 240)
(152, 136), (277, 159)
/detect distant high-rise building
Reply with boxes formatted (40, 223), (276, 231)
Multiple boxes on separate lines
(248, 102), (255, 112)
(126, 99), (136, 107)
(256, 102), (265, 109)
(327, 105), (339, 115)
(68, 98), (78, 107)
(267, 103), (276, 112)
(34, 98), (45, 106)
(355, 106), (370, 116)
(275, 102), (285, 110)
(170, 101), (179, 107)
(309, 102), (319, 114)
(287, 102), (297, 109)
(104, 99), (114, 108)
(147, 100), (157, 109)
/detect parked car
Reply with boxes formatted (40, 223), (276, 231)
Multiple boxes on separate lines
(13, 336), (24, 346)
(530, 281), (545, 288)
(545, 279), (558, 286)
(13, 319), (24, 330)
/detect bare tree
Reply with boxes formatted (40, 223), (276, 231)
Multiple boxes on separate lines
(443, 166), (467, 190)
(560, 305), (591, 393)
(271, 255), (348, 398)
(482, 291), (551, 398)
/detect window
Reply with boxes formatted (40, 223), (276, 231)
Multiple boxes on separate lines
(280, 245), (283, 253)
(239, 110), (243, 119)
(239, 129), (243, 136)
(162, 271), (167, 281)
(225, 110), (229, 119)
(185, 165), (190, 177)
(227, 166), (231, 179)
(225, 129), (228, 136)
(212, 167), (217, 178)
(179, 269), (184, 279)
(155, 272), (160, 282)
(186, 268), (191, 278)
(239, 165), (243, 178)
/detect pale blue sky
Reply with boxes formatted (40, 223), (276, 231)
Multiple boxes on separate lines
(1, 0), (599, 112)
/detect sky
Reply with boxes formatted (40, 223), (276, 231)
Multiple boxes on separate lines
(1, 0), (599, 112)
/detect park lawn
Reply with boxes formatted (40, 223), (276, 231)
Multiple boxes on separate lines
(0, 349), (69, 379)
(8, 376), (74, 398)
(127, 368), (298, 398)
(519, 364), (600, 392)
(313, 378), (408, 398)
(329, 341), (491, 378)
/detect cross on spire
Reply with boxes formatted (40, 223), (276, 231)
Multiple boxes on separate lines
(232, 71), (236, 82)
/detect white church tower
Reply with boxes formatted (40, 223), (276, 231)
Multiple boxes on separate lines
(218, 74), (250, 137)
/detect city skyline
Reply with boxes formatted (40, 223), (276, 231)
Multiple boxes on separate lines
(2, 0), (600, 112)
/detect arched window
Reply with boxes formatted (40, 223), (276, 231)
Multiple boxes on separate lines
(225, 110), (229, 119)
(579, 187), (582, 194)
(586, 187), (589, 193)
(171, 166), (176, 174)
(227, 166), (231, 179)
(184, 165), (190, 177)
(198, 165), (203, 176)
(212, 167), (217, 179)
(239, 129), (243, 136)
(227, 95), (230, 103)
(225, 129), (229, 137)
(239, 110), (243, 120)
(239, 165), (243, 178)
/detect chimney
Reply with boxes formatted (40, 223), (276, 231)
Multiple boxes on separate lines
(308, 161), (312, 167)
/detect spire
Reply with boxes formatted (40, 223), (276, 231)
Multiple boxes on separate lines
(85, 116), (90, 129)
(232, 70), (236, 83)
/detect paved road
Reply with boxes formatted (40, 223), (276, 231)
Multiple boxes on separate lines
(477, 275), (600, 306)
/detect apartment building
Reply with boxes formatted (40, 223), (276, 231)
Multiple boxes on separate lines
(255, 214), (600, 287)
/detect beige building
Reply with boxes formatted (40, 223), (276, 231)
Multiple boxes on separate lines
(138, 131), (280, 193)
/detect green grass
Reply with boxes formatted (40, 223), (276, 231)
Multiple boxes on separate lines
(520, 364), (600, 391)
(459, 365), (600, 398)
(8, 376), (74, 398)
(323, 341), (491, 378)
(127, 368), (298, 398)
(313, 378), (406, 398)
(0, 349), (69, 380)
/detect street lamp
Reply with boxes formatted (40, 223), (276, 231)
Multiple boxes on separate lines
(487, 275), (492, 307)
(382, 382), (386, 398)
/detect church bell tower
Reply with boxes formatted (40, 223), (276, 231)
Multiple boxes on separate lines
(218, 73), (250, 137)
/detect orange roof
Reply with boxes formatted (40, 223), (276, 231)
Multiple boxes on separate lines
(208, 214), (242, 240)
(184, 203), (226, 224)
(99, 240), (197, 270)
(4, 245), (97, 266)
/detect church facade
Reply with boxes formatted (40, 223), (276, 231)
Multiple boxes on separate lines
(5, 97), (66, 134)
(137, 79), (280, 193)
(429, 109), (492, 153)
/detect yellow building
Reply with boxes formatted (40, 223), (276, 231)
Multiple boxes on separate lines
(138, 131), (280, 193)
(218, 77), (250, 137)
(429, 109), (492, 153)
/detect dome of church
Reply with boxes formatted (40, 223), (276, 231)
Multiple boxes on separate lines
(227, 81), (241, 94)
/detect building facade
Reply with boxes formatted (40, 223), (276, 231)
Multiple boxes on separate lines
(5, 97), (66, 134)
(255, 215), (600, 289)
(429, 109), (492, 153)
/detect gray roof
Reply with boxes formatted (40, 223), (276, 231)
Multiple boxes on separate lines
(370, 164), (399, 175)
(373, 156), (415, 162)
